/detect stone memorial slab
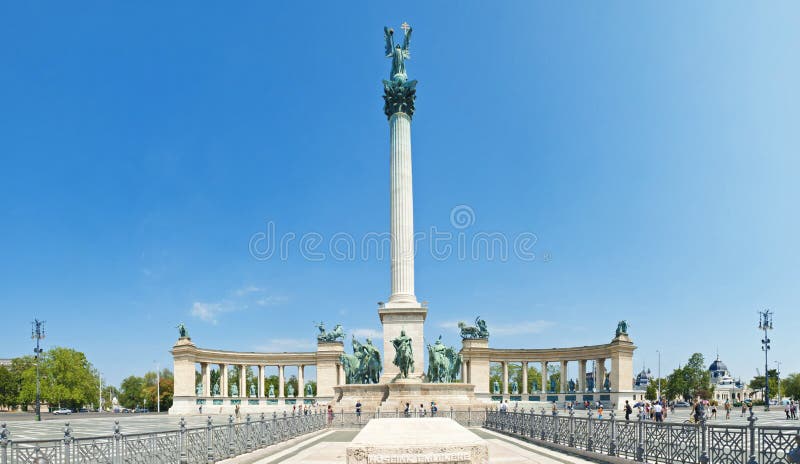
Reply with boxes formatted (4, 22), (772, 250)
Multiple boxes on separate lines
(346, 418), (488, 464)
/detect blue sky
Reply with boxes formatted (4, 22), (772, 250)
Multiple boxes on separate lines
(1, 2), (798, 386)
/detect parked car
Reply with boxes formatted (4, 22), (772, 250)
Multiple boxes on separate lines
(53, 408), (72, 415)
(134, 407), (149, 413)
(674, 401), (691, 407)
(78, 408), (89, 413)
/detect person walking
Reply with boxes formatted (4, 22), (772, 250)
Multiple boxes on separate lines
(625, 400), (632, 421)
(327, 404), (334, 425)
(598, 404), (604, 419)
(356, 400), (362, 418)
(711, 403), (717, 420)
(725, 400), (731, 420)
(654, 402), (664, 422)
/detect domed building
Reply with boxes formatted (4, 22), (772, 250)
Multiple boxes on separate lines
(709, 355), (745, 403)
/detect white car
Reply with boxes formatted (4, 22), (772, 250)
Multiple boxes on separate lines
(53, 408), (72, 415)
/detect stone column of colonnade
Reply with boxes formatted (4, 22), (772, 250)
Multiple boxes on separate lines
(502, 362), (509, 395)
(597, 358), (606, 390)
(561, 361), (568, 393)
(579, 360), (587, 392)
(298, 365), (304, 398)
(278, 365), (285, 398)
(542, 361), (549, 393)
(258, 366), (265, 398)
(239, 365), (246, 398)
(221, 364), (228, 397)
(522, 362), (528, 395)
(201, 363), (210, 397)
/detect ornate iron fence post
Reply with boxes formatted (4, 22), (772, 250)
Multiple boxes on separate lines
(569, 409), (575, 447)
(540, 408), (547, 440)
(635, 411), (644, 461)
(609, 410), (617, 456)
(260, 413), (267, 447)
(63, 422), (73, 464)
(271, 412), (277, 445)
(227, 415), (235, 458)
(529, 409), (535, 439)
(206, 416), (214, 463)
(699, 416), (709, 464)
(0, 422), (9, 464)
(587, 410), (594, 452)
(178, 417), (187, 464)
(746, 410), (758, 464)
(245, 414), (252, 453)
(553, 410), (559, 444)
(113, 420), (122, 464)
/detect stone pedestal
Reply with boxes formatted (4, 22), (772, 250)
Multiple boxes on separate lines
(316, 341), (345, 397)
(347, 418), (488, 464)
(379, 303), (427, 382)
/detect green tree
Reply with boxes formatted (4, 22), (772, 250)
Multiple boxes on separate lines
(782, 373), (800, 400)
(664, 353), (714, 401)
(16, 348), (98, 409)
(119, 375), (146, 408)
(645, 382), (658, 401)
(143, 369), (174, 411)
(0, 365), (21, 409)
(526, 366), (542, 393)
(749, 369), (779, 399)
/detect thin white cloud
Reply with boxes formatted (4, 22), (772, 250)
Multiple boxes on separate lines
(351, 328), (382, 339)
(190, 286), (288, 323)
(256, 295), (288, 306)
(234, 285), (263, 297)
(191, 302), (227, 324)
(255, 339), (315, 352)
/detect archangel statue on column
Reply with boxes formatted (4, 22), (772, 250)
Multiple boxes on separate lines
(384, 23), (412, 82)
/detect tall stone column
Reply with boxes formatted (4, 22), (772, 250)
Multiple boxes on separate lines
(561, 361), (568, 393)
(578, 360), (587, 392)
(221, 364), (228, 398)
(258, 365), (265, 398)
(542, 361), (549, 393)
(379, 75), (427, 382)
(522, 362), (528, 395)
(502, 362), (509, 395)
(239, 365), (246, 398)
(298, 365), (305, 398)
(278, 365), (285, 398)
(201, 363), (210, 397)
(597, 359), (606, 391)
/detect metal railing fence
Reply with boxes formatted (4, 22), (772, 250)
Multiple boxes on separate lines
(0, 411), (326, 464)
(485, 408), (800, 464)
(325, 407), (487, 429)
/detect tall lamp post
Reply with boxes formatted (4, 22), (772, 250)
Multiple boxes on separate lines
(31, 319), (45, 421)
(154, 361), (160, 414)
(758, 310), (773, 411)
(656, 349), (662, 401)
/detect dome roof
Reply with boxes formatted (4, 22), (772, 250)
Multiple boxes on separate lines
(709, 357), (728, 372)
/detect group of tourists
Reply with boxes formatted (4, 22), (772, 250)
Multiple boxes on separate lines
(784, 401), (799, 420)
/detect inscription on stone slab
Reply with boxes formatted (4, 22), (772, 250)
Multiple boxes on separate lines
(367, 452), (470, 463)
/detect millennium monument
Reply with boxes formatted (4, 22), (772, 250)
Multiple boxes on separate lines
(169, 25), (636, 415)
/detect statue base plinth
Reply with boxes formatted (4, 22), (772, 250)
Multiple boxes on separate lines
(332, 382), (482, 412)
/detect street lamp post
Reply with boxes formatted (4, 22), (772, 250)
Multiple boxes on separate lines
(155, 361), (160, 414)
(98, 372), (103, 412)
(656, 350), (662, 401)
(758, 310), (773, 411)
(31, 319), (45, 422)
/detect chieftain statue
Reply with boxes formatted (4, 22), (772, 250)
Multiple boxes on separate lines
(176, 322), (189, 339)
(568, 378), (576, 393)
(426, 336), (462, 383)
(391, 329), (414, 378)
(268, 384), (275, 398)
(604, 373), (611, 392)
(615, 320), (628, 337)
(316, 322), (345, 343)
(340, 337), (382, 384)
(458, 316), (489, 339)
(341, 336), (382, 384)
(383, 23), (418, 118)
(510, 378), (519, 395)
(306, 383), (314, 397)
